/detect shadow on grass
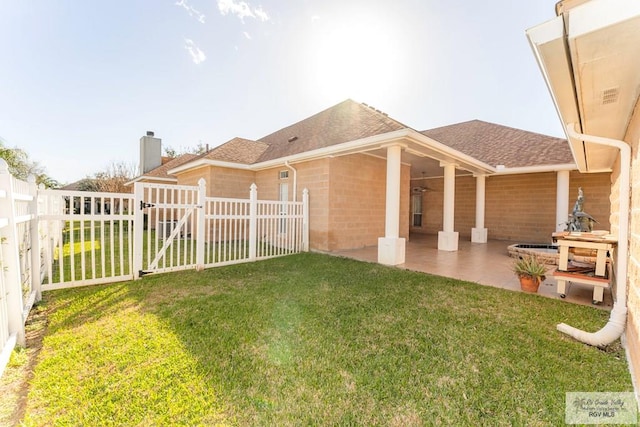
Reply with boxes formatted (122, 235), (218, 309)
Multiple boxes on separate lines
(23, 253), (634, 426)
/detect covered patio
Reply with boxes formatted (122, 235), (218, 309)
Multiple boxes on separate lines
(334, 233), (613, 308)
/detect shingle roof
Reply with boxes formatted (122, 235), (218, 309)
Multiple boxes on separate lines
(255, 99), (407, 162)
(420, 120), (573, 168)
(143, 153), (198, 179)
(196, 137), (268, 164)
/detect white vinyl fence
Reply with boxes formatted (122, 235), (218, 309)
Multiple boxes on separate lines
(38, 189), (135, 290)
(0, 160), (40, 377)
(0, 171), (308, 378)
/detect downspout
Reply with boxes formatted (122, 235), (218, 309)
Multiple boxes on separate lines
(284, 161), (297, 202)
(557, 123), (630, 347)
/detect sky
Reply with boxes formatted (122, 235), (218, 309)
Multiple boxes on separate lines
(0, 0), (564, 184)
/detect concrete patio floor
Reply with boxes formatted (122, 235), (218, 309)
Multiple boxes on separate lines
(333, 233), (613, 309)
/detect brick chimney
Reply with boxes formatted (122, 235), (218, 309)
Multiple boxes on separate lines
(139, 131), (162, 174)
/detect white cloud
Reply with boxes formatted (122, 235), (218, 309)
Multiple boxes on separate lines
(184, 39), (206, 64)
(253, 6), (269, 22)
(217, 0), (270, 23)
(176, 0), (206, 23)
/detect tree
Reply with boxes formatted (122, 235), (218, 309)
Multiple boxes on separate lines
(0, 137), (60, 188)
(92, 161), (138, 193)
(163, 142), (208, 158)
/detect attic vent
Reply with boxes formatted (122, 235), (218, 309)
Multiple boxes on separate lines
(602, 87), (619, 105)
(288, 136), (298, 142)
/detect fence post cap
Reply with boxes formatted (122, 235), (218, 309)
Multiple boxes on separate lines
(250, 183), (257, 191)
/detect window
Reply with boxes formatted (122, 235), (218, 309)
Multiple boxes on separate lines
(279, 170), (289, 179)
(411, 194), (423, 227)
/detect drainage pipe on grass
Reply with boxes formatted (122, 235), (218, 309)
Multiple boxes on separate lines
(556, 123), (630, 347)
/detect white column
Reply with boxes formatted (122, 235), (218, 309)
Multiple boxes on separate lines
(471, 174), (488, 243)
(556, 170), (570, 232)
(378, 144), (406, 265)
(438, 162), (459, 251)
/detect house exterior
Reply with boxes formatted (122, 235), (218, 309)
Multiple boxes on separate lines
(130, 99), (611, 265)
(527, 0), (640, 394)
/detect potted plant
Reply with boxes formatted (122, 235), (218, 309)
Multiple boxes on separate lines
(512, 254), (548, 293)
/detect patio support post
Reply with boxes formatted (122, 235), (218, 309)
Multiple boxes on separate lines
(378, 144), (405, 265)
(471, 174), (488, 243)
(556, 170), (570, 232)
(438, 162), (459, 251)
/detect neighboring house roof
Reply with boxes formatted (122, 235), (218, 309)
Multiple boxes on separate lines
(60, 179), (92, 191)
(421, 120), (574, 168)
(128, 153), (198, 184)
(255, 99), (407, 162)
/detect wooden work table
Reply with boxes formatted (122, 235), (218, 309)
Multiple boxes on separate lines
(552, 232), (617, 304)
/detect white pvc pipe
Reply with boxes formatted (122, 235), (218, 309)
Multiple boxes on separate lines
(557, 123), (630, 347)
(556, 170), (570, 232)
(284, 161), (297, 202)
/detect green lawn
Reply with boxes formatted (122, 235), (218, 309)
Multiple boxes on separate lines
(20, 253), (633, 425)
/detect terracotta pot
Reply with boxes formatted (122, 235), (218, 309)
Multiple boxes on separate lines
(519, 275), (541, 293)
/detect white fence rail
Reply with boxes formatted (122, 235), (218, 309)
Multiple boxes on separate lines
(0, 171), (308, 379)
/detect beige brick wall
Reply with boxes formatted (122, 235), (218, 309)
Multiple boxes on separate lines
(175, 154), (410, 252)
(178, 166), (254, 198)
(255, 159), (332, 251)
(326, 154), (410, 251)
(412, 171), (611, 243)
(624, 101), (640, 391)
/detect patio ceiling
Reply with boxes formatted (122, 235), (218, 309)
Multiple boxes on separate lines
(527, 0), (640, 172)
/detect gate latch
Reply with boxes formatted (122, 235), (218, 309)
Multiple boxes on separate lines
(140, 201), (155, 210)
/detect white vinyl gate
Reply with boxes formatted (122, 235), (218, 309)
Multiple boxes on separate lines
(133, 180), (309, 277)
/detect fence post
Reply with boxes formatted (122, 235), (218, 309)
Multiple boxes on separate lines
(302, 188), (309, 252)
(133, 182), (144, 279)
(0, 160), (26, 347)
(249, 184), (257, 260)
(29, 176), (41, 303)
(196, 178), (206, 270)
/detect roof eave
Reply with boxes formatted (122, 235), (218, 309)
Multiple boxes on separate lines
(125, 176), (178, 186)
(526, 0), (640, 173)
(493, 163), (579, 176)
(168, 158), (252, 175)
